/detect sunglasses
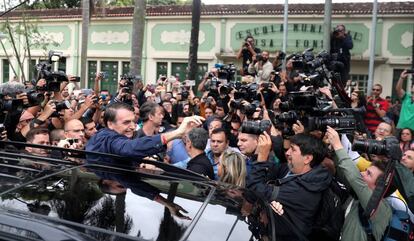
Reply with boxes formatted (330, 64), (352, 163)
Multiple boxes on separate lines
(372, 88), (381, 91)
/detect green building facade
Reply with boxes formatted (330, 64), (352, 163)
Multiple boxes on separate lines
(0, 2), (412, 98)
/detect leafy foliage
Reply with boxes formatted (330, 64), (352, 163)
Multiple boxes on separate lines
(23, 0), (82, 9)
(21, 0), (191, 9)
(0, 20), (60, 58)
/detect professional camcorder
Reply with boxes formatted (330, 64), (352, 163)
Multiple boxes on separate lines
(231, 99), (261, 117)
(215, 63), (237, 82)
(0, 98), (24, 113)
(273, 106), (365, 137)
(288, 49), (349, 103)
(352, 136), (401, 160)
(279, 91), (332, 112)
(120, 73), (140, 94)
(25, 89), (44, 107)
(240, 120), (272, 135)
(36, 51), (68, 92)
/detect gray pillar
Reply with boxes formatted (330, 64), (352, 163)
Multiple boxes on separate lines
(323, 0), (332, 52)
(367, 0), (378, 97)
(282, 0), (288, 70)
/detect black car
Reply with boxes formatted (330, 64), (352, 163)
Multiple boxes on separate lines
(0, 145), (281, 241)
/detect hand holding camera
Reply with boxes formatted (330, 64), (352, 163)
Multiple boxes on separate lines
(16, 92), (29, 106)
(325, 126), (343, 151)
(243, 41), (251, 49)
(43, 100), (57, 116)
(256, 131), (272, 162)
(292, 120), (305, 135)
(400, 69), (413, 80)
(36, 78), (47, 88)
(57, 138), (83, 151)
(84, 94), (97, 108)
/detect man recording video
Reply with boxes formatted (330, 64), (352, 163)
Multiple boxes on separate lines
(236, 36), (261, 76)
(246, 131), (332, 240)
(247, 50), (273, 82)
(237, 120), (283, 174)
(113, 75), (135, 105)
(330, 24), (353, 81)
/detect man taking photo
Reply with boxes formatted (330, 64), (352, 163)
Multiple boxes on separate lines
(331, 24), (353, 81)
(236, 36), (261, 76)
(246, 132), (332, 241)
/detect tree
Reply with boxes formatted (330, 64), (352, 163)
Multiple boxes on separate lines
(129, 0), (146, 78)
(0, 6), (59, 82)
(24, 0), (81, 9)
(187, 0), (201, 82)
(106, 0), (191, 7)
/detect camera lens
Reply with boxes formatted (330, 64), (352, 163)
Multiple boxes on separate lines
(311, 116), (356, 131)
(240, 120), (272, 135)
(352, 139), (387, 156)
(26, 90), (45, 106)
(55, 100), (70, 112)
(277, 111), (298, 123)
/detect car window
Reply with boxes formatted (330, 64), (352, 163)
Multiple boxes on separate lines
(0, 165), (211, 240)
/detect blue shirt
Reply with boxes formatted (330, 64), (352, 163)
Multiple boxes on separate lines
(167, 139), (190, 164)
(86, 128), (165, 166)
(205, 149), (219, 180)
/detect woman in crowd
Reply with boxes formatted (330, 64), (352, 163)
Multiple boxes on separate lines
(350, 90), (366, 109)
(398, 128), (414, 152)
(217, 150), (247, 187)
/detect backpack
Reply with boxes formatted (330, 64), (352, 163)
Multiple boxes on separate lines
(358, 196), (414, 241)
(382, 209), (413, 241)
(308, 179), (348, 241)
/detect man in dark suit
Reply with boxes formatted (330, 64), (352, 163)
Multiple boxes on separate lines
(183, 128), (214, 179)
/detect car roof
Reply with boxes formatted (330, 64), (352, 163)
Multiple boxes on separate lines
(0, 143), (276, 241)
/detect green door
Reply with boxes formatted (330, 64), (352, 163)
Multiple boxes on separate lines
(101, 61), (119, 95)
(122, 61), (130, 75)
(171, 62), (208, 95)
(2, 59), (9, 82)
(156, 62), (168, 79)
(87, 61), (97, 89)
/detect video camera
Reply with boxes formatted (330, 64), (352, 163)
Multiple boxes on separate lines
(240, 120), (272, 135)
(273, 104), (365, 137)
(120, 73), (140, 94)
(36, 51), (68, 92)
(352, 136), (402, 160)
(0, 98), (24, 113)
(230, 99), (261, 117)
(50, 100), (71, 117)
(215, 63), (237, 82)
(288, 49), (348, 96)
(279, 91), (332, 112)
(25, 89), (45, 107)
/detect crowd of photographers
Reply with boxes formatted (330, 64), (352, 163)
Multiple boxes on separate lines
(1, 27), (414, 240)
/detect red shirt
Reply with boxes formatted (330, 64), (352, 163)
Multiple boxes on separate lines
(364, 96), (389, 133)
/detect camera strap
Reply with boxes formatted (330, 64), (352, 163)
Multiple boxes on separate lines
(363, 159), (396, 218)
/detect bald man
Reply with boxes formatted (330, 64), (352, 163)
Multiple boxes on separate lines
(58, 119), (86, 150)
